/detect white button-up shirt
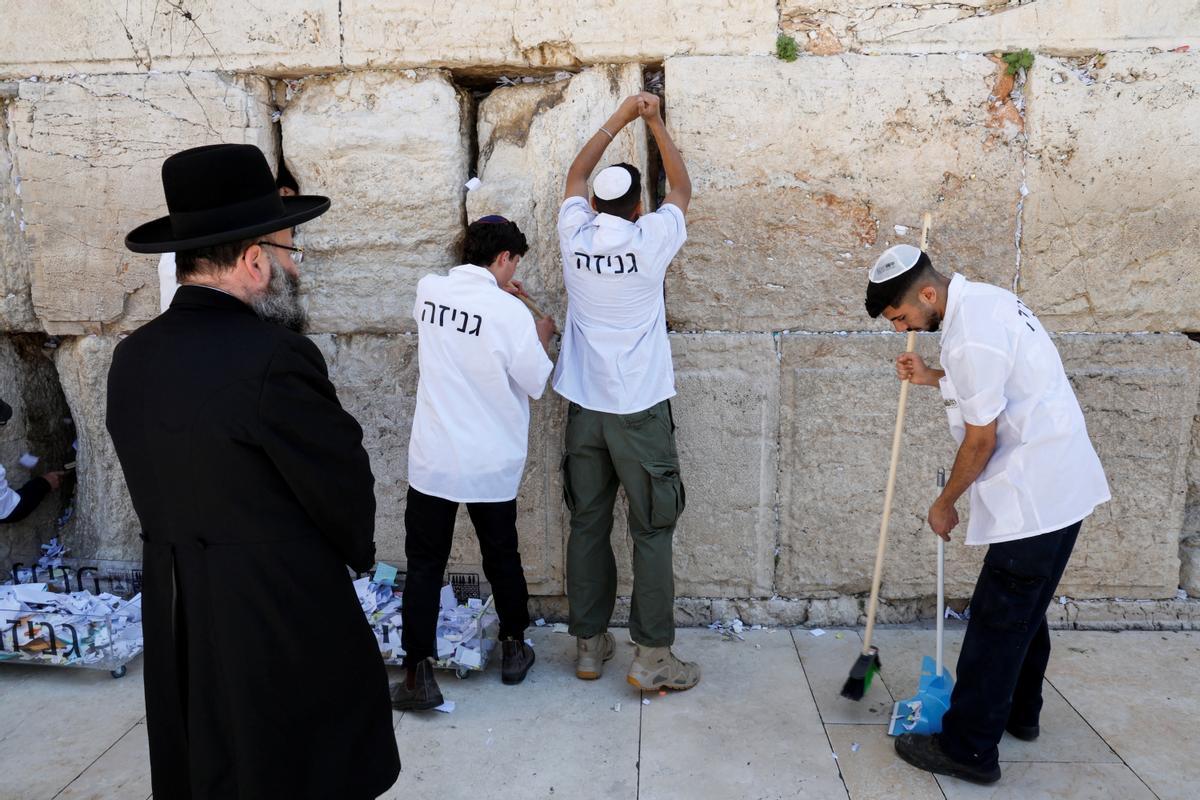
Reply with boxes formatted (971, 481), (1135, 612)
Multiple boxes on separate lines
(0, 464), (19, 520)
(407, 265), (554, 503)
(552, 197), (687, 414)
(937, 274), (1110, 545)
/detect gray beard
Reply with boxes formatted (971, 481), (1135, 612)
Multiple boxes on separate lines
(251, 256), (307, 333)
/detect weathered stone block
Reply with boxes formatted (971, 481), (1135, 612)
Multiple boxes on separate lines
(11, 73), (276, 335)
(467, 65), (647, 326)
(607, 333), (780, 598)
(0, 1), (341, 77)
(1021, 54), (1200, 333)
(780, 1), (1199, 56)
(1182, 537), (1200, 598)
(341, 0), (777, 70)
(664, 55), (1023, 333)
(1, 100), (38, 332)
(0, 335), (73, 561)
(778, 333), (1200, 601)
(1186, 409), (1199, 543)
(281, 71), (469, 333)
(315, 333), (566, 593)
(52, 336), (140, 559)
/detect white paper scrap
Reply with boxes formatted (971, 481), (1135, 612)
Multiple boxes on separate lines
(439, 584), (457, 611)
(534, 618), (546, 627)
(434, 701), (456, 713)
(18, 453), (39, 469)
(642, 698), (650, 706)
(552, 622), (569, 633)
(464, 177), (482, 191)
(810, 628), (827, 637)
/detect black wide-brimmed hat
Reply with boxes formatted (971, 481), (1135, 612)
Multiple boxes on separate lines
(125, 144), (330, 253)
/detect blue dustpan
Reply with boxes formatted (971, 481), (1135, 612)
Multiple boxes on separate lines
(889, 469), (955, 736)
(889, 655), (954, 735)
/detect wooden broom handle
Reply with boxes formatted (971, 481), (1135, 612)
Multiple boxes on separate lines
(862, 212), (932, 653)
(518, 293), (547, 320)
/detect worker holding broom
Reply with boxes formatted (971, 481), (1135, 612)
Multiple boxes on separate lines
(864, 245), (1110, 785)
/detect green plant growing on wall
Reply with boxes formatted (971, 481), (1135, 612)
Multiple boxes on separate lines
(1002, 49), (1035, 75)
(776, 33), (799, 63)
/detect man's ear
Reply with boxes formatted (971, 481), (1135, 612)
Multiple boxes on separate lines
(239, 243), (269, 290)
(919, 284), (939, 306)
(590, 196), (598, 212)
(632, 200), (644, 220)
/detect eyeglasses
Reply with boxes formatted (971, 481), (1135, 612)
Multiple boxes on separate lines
(255, 241), (305, 264)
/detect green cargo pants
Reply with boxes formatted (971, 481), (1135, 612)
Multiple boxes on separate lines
(563, 399), (686, 647)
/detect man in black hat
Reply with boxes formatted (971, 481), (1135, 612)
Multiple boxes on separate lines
(107, 144), (400, 799)
(0, 397), (67, 525)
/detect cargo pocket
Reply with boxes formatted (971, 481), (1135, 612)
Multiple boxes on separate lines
(972, 563), (1047, 633)
(640, 460), (685, 529)
(561, 454), (576, 512)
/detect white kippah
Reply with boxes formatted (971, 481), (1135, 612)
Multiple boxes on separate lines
(593, 165), (633, 201)
(869, 244), (923, 284)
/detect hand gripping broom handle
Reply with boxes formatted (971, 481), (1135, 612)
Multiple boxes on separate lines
(861, 212), (932, 655)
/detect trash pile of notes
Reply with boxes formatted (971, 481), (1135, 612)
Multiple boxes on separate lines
(355, 564), (499, 675)
(0, 582), (143, 667)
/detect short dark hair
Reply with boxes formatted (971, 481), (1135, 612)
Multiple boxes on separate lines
(462, 216), (528, 268)
(593, 163), (641, 219)
(864, 252), (934, 318)
(175, 237), (257, 281)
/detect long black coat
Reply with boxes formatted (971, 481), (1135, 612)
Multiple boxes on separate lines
(106, 286), (400, 799)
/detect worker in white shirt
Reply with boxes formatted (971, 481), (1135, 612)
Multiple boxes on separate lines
(864, 246), (1110, 785)
(393, 215), (556, 711)
(0, 397), (67, 525)
(158, 162), (301, 313)
(557, 92), (699, 691)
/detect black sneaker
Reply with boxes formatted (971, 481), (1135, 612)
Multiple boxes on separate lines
(894, 734), (1001, 785)
(501, 639), (535, 685)
(1006, 722), (1040, 741)
(390, 658), (444, 711)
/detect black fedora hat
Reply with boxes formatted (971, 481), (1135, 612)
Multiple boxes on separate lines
(125, 144), (330, 254)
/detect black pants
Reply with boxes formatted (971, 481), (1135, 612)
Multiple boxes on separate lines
(0, 477), (50, 525)
(401, 486), (530, 667)
(940, 519), (1083, 770)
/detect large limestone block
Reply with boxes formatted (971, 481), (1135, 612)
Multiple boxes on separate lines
(778, 333), (1200, 601)
(281, 71), (469, 333)
(467, 65), (647, 326)
(314, 334), (566, 593)
(1187, 410), (1199, 540)
(1020, 54), (1200, 333)
(663, 55), (1023, 333)
(53, 336), (140, 560)
(0, 1), (341, 77)
(780, 1), (1200, 56)
(1, 100), (38, 332)
(10, 73), (276, 335)
(0, 335), (73, 561)
(604, 333), (780, 598)
(341, 0), (777, 70)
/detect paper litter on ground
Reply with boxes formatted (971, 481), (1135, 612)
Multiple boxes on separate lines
(809, 628), (826, 637)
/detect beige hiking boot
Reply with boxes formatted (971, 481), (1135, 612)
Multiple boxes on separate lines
(575, 632), (616, 680)
(627, 645), (701, 691)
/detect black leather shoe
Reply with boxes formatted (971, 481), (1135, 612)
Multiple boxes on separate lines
(894, 734), (1001, 785)
(391, 658), (444, 711)
(501, 639), (536, 685)
(1006, 722), (1040, 741)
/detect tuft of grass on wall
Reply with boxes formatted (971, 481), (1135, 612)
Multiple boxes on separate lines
(776, 33), (799, 63)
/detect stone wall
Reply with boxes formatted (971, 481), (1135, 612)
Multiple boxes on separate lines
(1, 2), (1198, 628)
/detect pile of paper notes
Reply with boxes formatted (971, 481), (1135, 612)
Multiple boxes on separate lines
(0, 582), (143, 667)
(354, 567), (499, 674)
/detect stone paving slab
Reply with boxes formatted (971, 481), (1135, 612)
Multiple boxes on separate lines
(638, 628), (846, 800)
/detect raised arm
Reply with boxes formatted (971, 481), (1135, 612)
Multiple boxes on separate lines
(565, 95), (643, 200)
(639, 93), (691, 215)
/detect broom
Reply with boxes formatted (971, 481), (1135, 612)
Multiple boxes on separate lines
(841, 211), (932, 701)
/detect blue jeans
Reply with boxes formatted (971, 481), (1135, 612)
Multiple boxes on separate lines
(940, 519), (1083, 770)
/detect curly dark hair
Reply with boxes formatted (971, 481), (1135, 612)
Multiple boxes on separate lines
(462, 216), (529, 267)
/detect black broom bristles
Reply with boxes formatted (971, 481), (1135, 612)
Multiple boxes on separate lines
(840, 647), (881, 701)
